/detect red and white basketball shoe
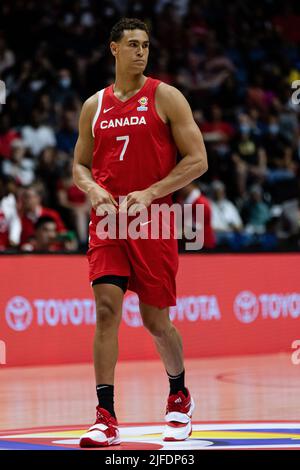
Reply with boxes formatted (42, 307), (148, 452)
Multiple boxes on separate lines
(79, 406), (121, 447)
(163, 389), (195, 441)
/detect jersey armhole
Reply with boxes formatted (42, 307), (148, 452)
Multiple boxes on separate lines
(91, 88), (105, 138)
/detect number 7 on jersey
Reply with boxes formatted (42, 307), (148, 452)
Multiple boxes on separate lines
(116, 135), (129, 161)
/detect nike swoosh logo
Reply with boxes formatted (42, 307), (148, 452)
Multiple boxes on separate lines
(140, 220), (152, 226)
(103, 106), (114, 113)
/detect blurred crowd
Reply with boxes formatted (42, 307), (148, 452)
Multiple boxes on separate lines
(0, 0), (300, 252)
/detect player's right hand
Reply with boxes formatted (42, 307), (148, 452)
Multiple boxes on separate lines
(87, 185), (118, 215)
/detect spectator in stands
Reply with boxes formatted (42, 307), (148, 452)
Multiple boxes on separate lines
(21, 215), (77, 252)
(0, 176), (21, 251)
(0, 114), (20, 159)
(246, 74), (275, 113)
(52, 69), (78, 109)
(241, 184), (271, 234)
(57, 160), (90, 246)
(200, 104), (235, 150)
(36, 147), (68, 209)
(2, 138), (35, 186)
(210, 180), (244, 248)
(232, 118), (267, 198)
(265, 145), (298, 184)
(20, 186), (66, 244)
(276, 102), (298, 146)
(200, 104), (235, 183)
(56, 111), (79, 155)
(0, 36), (15, 75)
(274, 199), (300, 246)
(21, 109), (56, 158)
(177, 182), (216, 250)
(36, 93), (58, 128)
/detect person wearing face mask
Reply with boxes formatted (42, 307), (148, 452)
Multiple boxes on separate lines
(262, 115), (297, 186)
(59, 75), (71, 89)
(268, 122), (280, 135)
(54, 69), (77, 107)
(263, 114), (286, 156)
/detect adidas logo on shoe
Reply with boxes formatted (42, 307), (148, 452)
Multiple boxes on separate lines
(174, 397), (182, 404)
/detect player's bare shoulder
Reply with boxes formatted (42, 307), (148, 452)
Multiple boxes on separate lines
(81, 93), (99, 122)
(155, 82), (192, 124)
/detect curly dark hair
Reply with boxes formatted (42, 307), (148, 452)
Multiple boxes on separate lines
(109, 18), (150, 43)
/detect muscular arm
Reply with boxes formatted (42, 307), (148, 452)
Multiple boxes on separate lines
(73, 95), (117, 213)
(148, 84), (208, 200)
(73, 96), (97, 193)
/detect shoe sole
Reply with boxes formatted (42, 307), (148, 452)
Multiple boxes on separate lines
(80, 437), (121, 448)
(163, 427), (192, 442)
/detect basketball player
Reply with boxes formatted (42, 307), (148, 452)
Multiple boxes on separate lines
(73, 18), (207, 447)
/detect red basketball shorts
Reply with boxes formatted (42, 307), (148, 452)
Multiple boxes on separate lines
(87, 210), (179, 309)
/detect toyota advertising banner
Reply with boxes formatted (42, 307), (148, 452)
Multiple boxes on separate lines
(0, 254), (299, 366)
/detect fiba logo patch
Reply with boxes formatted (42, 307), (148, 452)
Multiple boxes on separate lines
(6, 296), (33, 331)
(122, 294), (143, 327)
(234, 291), (259, 324)
(137, 96), (148, 111)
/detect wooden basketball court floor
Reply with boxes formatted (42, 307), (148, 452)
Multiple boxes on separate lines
(1, 353), (300, 450)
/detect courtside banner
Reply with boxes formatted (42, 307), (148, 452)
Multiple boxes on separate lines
(0, 254), (299, 366)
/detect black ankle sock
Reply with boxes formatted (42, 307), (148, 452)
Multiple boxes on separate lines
(167, 370), (188, 397)
(96, 384), (116, 418)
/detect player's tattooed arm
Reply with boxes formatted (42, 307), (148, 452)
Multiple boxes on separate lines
(73, 95), (118, 214)
(147, 83), (208, 200)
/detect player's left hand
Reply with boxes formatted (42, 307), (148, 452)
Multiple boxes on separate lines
(119, 189), (154, 215)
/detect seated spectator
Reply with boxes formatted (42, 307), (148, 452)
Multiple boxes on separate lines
(57, 160), (90, 246)
(20, 186), (66, 244)
(0, 114), (20, 159)
(263, 113), (292, 157)
(52, 69), (78, 109)
(177, 182), (216, 250)
(176, 45), (232, 96)
(36, 93), (58, 128)
(210, 180), (244, 248)
(0, 37), (15, 75)
(276, 102), (298, 146)
(21, 109), (56, 158)
(56, 110), (78, 155)
(2, 138), (35, 186)
(21, 215), (77, 252)
(36, 147), (69, 207)
(246, 74), (275, 113)
(265, 145), (298, 184)
(200, 104), (235, 147)
(274, 199), (300, 245)
(241, 185), (271, 234)
(232, 124), (267, 198)
(0, 176), (21, 251)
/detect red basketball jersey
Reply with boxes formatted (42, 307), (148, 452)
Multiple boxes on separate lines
(91, 77), (177, 203)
